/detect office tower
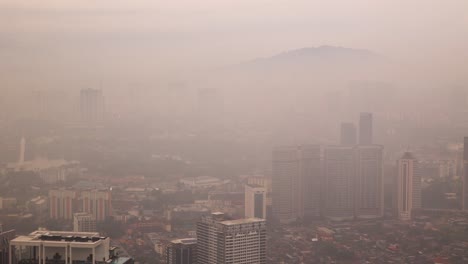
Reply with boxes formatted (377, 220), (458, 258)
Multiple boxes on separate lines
(73, 212), (97, 232)
(166, 238), (197, 264)
(49, 189), (78, 220)
(397, 152), (421, 220)
(323, 146), (355, 221)
(463, 137), (468, 210)
(245, 184), (267, 219)
(80, 88), (105, 123)
(197, 213), (266, 264)
(0, 228), (15, 264)
(272, 145), (321, 223)
(80, 189), (112, 221)
(359, 112), (373, 145)
(340, 122), (357, 145)
(355, 145), (384, 219)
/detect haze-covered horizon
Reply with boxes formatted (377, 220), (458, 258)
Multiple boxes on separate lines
(1, 0), (468, 91)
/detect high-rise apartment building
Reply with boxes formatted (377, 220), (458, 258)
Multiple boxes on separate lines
(166, 238), (197, 264)
(49, 189), (78, 220)
(80, 88), (105, 123)
(397, 152), (421, 220)
(355, 145), (383, 219)
(463, 137), (468, 210)
(340, 122), (357, 145)
(245, 184), (267, 219)
(73, 212), (97, 232)
(80, 189), (112, 221)
(323, 146), (355, 221)
(196, 213), (266, 264)
(359, 112), (373, 145)
(272, 145), (321, 223)
(301, 145), (322, 220)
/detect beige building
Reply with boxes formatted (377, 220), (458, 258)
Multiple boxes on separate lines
(245, 184), (266, 219)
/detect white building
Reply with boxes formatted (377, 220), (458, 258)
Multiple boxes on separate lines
(397, 152), (421, 221)
(244, 184), (266, 219)
(9, 230), (110, 264)
(197, 212), (266, 264)
(74, 213), (97, 232)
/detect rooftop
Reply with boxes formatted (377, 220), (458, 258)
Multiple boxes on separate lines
(221, 218), (266, 226)
(12, 230), (106, 244)
(171, 238), (197, 245)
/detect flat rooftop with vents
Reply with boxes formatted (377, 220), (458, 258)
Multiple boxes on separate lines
(9, 230), (110, 264)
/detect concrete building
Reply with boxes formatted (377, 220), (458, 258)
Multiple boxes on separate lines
(245, 184), (266, 219)
(359, 112), (373, 145)
(166, 238), (197, 264)
(323, 146), (355, 221)
(9, 230), (110, 264)
(355, 145), (384, 219)
(340, 122), (357, 145)
(49, 189), (78, 220)
(397, 152), (421, 220)
(80, 189), (112, 222)
(196, 213), (266, 264)
(73, 213), (97, 233)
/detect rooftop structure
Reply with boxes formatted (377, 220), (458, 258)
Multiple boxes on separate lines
(9, 230), (110, 264)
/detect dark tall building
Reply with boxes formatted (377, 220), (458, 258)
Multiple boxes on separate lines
(80, 88), (105, 123)
(166, 238), (197, 264)
(463, 137), (468, 210)
(272, 145), (321, 223)
(323, 146), (355, 221)
(0, 227), (15, 264)
(355, 145), (384, 219)
(359, 112), (373, 145)
(340, 122), (357, 145)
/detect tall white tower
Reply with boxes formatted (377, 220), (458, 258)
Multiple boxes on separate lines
(397, 152), (421, 221)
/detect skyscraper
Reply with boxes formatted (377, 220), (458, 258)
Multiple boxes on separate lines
(359, 112), (373, 145)
(80, 88), (105, 123)
(355, 145), (384, 219)
(397, 152), (421, 220)
(272, 145), (321, 223)
(272, 146), (302, 223)
(323, 146), (355, 221)
(166, 238), (197, 264)
(340, 122), (357, 145)
(49, 189), (78, 220)
(197, 213), (266, 264)
(463, 137), (468, 210)
(245, 184), (267, 219)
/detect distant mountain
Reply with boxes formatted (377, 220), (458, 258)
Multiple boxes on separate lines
(239, 45), (384, 70)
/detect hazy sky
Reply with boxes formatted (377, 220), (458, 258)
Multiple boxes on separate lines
(1, 0), (467, 89)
